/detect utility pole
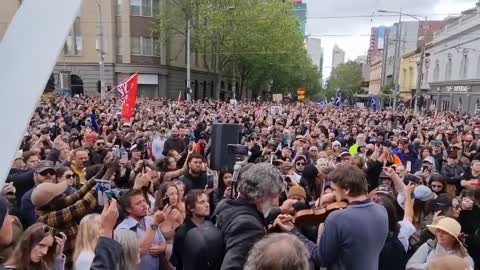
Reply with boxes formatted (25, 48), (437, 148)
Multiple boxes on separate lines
(392, 12), (402, 111)
(96, 0), (106, 98)
(186, 19), (191, 101)
(414, 17), (428, 114)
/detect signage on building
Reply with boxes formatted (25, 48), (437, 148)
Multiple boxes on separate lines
(445, 85), (470, 92)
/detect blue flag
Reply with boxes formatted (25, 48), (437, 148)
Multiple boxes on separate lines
(335, 96), (343, 107)
(371, 96), (377, 111)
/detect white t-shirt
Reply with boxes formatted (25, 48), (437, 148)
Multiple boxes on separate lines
(75, 250), (95, 270)
(398, 218), (416, 252)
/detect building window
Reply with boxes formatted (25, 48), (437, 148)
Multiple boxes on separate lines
(131, 36), (141, 55)
(153, 38), (161, 56)
(130, 0), (141, 16)
(153, 0), (160, 16)
(445, 58), (452, 81)
(116, 0), (121, 16)
(142, 37), (153, 56)
(433, 60), (440, 81)
(131, 36), (159, 56)
(142, 0), (152, 16)
(64, 17), (82, 55)
(131, 0), (158, 17)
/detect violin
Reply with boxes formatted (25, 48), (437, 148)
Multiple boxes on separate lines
(291, 201), (348, 226)
(269, 201), (348, 233)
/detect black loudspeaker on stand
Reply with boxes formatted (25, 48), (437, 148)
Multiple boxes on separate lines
(210, 123), (242, 171)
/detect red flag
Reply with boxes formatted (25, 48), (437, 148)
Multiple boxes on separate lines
(177, 90), (183, 104)
(121, 73), (138, 122)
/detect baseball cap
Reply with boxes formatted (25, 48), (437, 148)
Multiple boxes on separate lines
(414, 185), (435, 201)
(423, 156), (435, 164)
(339, 151), (351, 158)
(35, 160), (55, 174)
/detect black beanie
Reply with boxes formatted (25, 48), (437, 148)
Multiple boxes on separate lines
(0, 196), (8, 226)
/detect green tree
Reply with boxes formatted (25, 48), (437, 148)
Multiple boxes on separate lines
(327, 61), (363, 97)
(152, 0), (321, 100)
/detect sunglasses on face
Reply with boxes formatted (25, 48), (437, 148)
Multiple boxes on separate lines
(96, 142), (105, 146)
(64, 174), (74, 179)
(296, 162), (305, 166)
(39, 169), (55, 176)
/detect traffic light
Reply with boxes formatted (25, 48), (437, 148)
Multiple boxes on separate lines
(96, 80), (101, 93)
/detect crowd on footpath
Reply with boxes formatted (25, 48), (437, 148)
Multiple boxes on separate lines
(0, 94), (479, 270)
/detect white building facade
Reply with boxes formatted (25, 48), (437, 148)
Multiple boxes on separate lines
(423, 3), (480, 114)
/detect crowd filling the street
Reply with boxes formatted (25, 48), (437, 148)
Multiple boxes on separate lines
(0, 95), (478, 270)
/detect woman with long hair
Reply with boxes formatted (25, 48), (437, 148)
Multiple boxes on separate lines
(407, 217), (474, 269)
(293, 155), (307, 183)
(154, 182), (184, 265)
(213, 170), (234, 206)
(428, 174), (448, 196)
(114, 230), (140, 270)
(55, 166), (76, 194)
(4, 223), (66, 270)
(73, 214), (101, 270)
(173, 180), (186, 215)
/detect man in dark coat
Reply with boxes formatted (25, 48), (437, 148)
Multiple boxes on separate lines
(213, 163), (285, 270)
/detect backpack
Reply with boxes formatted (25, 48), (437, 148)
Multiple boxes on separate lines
(379, 232), (408, 270)
(182, 221), (224, 270)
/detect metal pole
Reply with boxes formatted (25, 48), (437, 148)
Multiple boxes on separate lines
(414, 17), (427, 114)
(392, 12), (402, 110)
(186, 19), (191, 101)
(232, 66), (236, 100)
(96, 0), (106, 98)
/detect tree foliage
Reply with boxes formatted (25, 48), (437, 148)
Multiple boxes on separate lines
(327, 61), (363, 96)
(152, 0), (321, 99)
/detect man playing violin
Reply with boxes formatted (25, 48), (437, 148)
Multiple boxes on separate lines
(275, 164), (389, 270)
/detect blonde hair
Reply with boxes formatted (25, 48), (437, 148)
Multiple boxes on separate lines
(114, 230), (140, 270)
(73, 214), (101, 267)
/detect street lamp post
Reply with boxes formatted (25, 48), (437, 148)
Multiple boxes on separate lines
(186, 19), (191, 101)
(378, 10), (426, 113)
(95, 0), (106, 98)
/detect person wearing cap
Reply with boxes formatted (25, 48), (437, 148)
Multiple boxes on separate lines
(19, 160), (57, 227)
(430, 140), (446, 171)
(338, 151), (352, 165)
(440, 152), (465, 196)
(288, 185), (307, 203)
(332, 141), (342, 157)
(33, 165), (112, 269)
(406, 217), (474, 270)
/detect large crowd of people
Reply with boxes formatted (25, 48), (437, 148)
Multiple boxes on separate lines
(0, 94), (479, 270)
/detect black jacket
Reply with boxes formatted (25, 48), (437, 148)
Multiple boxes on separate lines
(6, 169), (35, 210)
(181, 172), (207, 194)
(440, 164), (465, 194)
(171, 218), (198, 270)
(90, 237), (121, 270)
(214, 198), (265, 270)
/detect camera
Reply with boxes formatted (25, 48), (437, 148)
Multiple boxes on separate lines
(227, 144), (249, 156)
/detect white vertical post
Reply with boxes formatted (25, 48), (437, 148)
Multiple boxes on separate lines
(0, 0), (82, 189)
(186, 19), (191, 101)
(96, 0), (106, 98)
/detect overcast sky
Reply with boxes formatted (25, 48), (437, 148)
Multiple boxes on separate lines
(304, 0), (479, 78)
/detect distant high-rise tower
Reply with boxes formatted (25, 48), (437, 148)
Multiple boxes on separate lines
(306, 37), (323, 82)
(332, 44), (345, 69)
(292, 0), (307, 36)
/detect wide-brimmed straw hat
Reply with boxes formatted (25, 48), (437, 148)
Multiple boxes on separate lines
(427, 217), (464, 247)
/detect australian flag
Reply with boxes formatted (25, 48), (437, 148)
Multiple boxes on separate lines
(371, 96), (377, 112)
(335, 96), (343, 107)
